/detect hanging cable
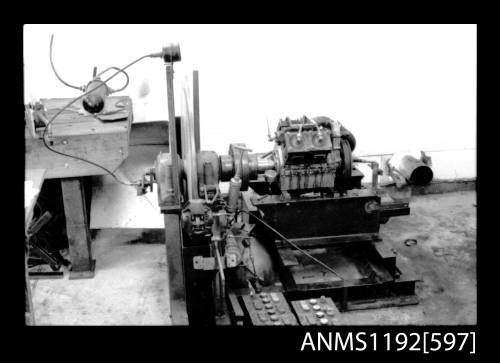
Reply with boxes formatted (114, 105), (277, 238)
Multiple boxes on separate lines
(96, 66), (130, 93)
(238, 208), (349, 310)
(49, 35), (84, 91)
(238, 209), (343, 280)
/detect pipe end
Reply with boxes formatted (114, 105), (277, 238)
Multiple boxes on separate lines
(410, 165), (434, 185)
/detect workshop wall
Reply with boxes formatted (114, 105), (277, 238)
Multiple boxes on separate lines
(24, 24), (476, 179)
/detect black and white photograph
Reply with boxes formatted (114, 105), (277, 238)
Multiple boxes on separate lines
(23, 24), (476, 334)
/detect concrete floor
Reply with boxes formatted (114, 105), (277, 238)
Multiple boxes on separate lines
(31, 190), (476, 325)
(31, 230), (171, 325)
(337, 190), (476, 325)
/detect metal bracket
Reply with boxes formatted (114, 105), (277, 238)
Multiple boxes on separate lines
(136, 168), (156, 196)
(193, 255), (229, 271)
(193, 256), (217, 270)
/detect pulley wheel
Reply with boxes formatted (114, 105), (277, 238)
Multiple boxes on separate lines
(340, 139), (352, 179)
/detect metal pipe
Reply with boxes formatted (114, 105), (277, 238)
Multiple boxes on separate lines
(166, 63), (181, 206)
(388, 154), (433, 186)
(227, 177), (242, 213)
(371, 162), (379, 190)
(354, 157), (380, 191)
(220, 152), (276, 182)
(256, 154), (276, 173)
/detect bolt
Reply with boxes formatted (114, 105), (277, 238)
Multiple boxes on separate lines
(270, 293), (280, 302)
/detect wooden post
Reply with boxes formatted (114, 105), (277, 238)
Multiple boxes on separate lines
(61, 177), (95, 279)
(164, 213), (188, 325)
(25, 244), (35, 325)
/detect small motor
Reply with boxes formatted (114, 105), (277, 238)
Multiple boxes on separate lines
(82, 68), (110, 114)
(49, 35), (127, 115)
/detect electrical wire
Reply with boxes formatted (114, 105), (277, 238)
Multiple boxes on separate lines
(49, 35), (84, 91)
(42, 51), (155, 186)
(96, 66), (130, 93)
(237, 209), (344, 280)
(51, 35), (130, 94)
(239, 208), (350, 309)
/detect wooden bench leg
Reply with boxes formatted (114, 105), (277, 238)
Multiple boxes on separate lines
(25, 244), (36, 325)
(61, 177), (96, 279)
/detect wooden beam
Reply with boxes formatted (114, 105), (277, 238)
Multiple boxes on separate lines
(164, 213), (188, 324)
(25, 246), (35, 325)
(61, 177), (95, 278)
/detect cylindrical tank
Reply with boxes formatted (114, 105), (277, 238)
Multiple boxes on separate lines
(388, 153), (433, 186)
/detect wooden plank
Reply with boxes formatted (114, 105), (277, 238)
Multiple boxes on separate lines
(41, 96), (132, 136)
(129, 121), (169, 146)
(26, 131), (129, 179)
(61, 178), (94, 276)
(164, 213), (188, 325)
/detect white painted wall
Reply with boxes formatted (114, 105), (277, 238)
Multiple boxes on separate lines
(24, 24), (476, 179)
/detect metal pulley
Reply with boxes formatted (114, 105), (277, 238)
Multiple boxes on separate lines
(340, 139), (352, 179)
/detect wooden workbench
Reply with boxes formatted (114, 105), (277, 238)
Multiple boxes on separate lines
(26, 96), (133, 178)
(25, 96), (133, 278)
